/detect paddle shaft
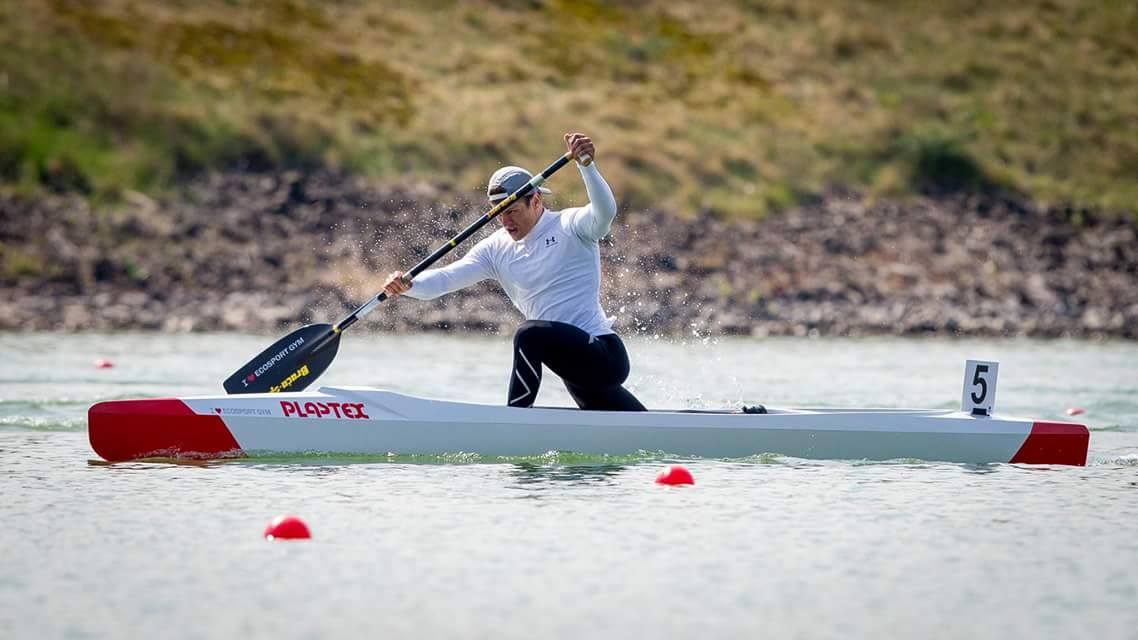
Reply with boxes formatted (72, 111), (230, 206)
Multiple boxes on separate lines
(313, 151), (577, 348)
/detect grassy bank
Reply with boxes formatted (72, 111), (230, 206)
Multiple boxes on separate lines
(1, 0), (1135, 213)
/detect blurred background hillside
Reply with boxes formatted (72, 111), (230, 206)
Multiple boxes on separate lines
(1, 0), (1136, 337)
(3, 0), (1136, 213)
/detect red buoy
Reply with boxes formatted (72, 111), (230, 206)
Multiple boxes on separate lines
(655, 465), (694, 486)
(264, 515), (311, 540)
(1066, 407), (1085, 417)
(94, 359), (114, 369)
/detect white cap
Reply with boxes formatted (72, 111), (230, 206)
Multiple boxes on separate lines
(486, 166), (552, 203)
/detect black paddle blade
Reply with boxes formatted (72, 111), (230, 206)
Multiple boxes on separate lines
(223, 323), (342, 394)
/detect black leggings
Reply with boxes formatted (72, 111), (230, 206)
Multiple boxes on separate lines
(508, 320), (646, 411)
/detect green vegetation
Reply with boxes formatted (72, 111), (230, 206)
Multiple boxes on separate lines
(2, 0), (1136, 213)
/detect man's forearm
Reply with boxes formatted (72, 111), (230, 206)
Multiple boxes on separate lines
(575, 163), (618, 241)
(402, 258), (491, 300)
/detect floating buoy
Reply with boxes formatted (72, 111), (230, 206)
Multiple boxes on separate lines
(94, 359), (114, 369)
(1066, 407), (1085, 417)
(655, 465), (694, 486)
(264, 515), (311, 540)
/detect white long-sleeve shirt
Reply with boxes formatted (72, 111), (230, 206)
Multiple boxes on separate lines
(403, 162), (618, 336)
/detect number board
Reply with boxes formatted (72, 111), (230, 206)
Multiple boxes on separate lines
(962, 360), (999, 416)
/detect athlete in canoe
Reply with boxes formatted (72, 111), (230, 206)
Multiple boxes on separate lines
(382, 133), (646, 411)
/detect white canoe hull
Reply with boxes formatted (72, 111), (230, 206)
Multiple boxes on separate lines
(88, 386), (1089, 465)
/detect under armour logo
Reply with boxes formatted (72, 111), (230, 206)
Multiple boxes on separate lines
(545, 236), (557, 247)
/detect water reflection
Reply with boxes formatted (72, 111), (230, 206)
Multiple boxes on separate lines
(960, 463), (1001, 475)
(508, 461), (628, 488)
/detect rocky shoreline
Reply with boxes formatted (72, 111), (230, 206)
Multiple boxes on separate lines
(2, 171), (1136, 339)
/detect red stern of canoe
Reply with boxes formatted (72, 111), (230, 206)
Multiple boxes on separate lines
(1010, 421), (1090, 466)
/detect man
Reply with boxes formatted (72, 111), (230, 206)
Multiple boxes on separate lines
(382, 133), (646, 411)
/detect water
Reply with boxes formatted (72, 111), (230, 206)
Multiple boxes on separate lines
(2, 332), (1136, 639)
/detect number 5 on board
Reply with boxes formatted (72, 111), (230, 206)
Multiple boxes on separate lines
(962, 360), (999, 417)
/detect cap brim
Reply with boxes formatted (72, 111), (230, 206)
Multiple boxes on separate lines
(488, 186), (551, 203)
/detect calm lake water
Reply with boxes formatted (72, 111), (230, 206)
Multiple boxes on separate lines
(2, 332), (1136, 639)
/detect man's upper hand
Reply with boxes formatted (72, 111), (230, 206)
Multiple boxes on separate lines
(564, 132), (595, 165)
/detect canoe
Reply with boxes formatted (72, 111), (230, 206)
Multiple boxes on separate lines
(87, 386), (1089, 465)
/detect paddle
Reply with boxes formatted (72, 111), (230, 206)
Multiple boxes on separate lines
(223, 151), (580, 394)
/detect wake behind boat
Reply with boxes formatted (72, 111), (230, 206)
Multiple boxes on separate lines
(88, 361), (1088, 465)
